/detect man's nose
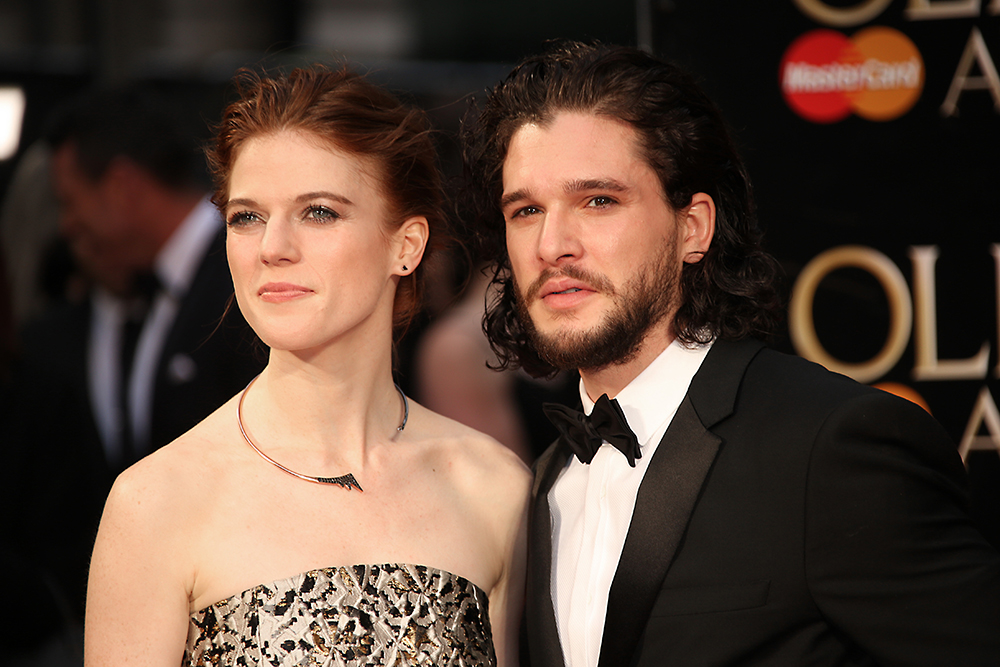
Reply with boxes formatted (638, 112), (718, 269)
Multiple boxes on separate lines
(536, 207), (583, 265)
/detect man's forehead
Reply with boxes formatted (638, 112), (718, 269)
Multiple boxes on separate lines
(503, 112), (645, 169)
(506, 110), (640, 145)
(500, 112), (658, 201)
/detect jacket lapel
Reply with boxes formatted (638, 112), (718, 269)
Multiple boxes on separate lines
(598, 338), (765, 667)
(526, 439), (572, 667)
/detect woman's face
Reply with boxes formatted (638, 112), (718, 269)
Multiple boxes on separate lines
(225, 129), (401, 354)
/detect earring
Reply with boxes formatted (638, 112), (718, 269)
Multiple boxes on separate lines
(402, 265), (408, 272)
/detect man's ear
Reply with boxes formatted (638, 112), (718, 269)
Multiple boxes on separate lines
(681, 192), (715, 264)
(393, 215), (429, 275)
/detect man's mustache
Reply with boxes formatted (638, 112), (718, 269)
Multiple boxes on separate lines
(522, 265), (616, 302)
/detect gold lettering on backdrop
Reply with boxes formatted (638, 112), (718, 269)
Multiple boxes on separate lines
(790, 245), (912, 384)
(959, 387), (1000, 459)
(792, 0), (894, 26)
(796, 0), (1000, 22)
(993, 244), (1000, 377)
(906, 0), (981, 20)
(910, 246), (990, 380)
(941, 27), (1000, 115)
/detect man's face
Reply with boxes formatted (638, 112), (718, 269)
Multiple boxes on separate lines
(51, 143), (141, 293)
(500, 111), (688, 372)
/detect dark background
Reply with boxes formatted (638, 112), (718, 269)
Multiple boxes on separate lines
(652, 2), (1000, 545)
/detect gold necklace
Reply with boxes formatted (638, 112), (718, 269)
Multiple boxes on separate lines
(236, 376), (409, 492)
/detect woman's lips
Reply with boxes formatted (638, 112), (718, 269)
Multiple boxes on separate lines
(258, 282), (312, 303)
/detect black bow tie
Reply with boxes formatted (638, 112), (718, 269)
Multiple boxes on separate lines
(543, 394), (641, 467)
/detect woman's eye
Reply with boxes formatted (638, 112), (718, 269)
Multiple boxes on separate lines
(305, 205), (339, 222)
(227, 211), (261, 227)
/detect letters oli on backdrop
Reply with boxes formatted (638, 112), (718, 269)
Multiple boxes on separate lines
(795, 0), (1000, 25)
(789, 245), (1000, 458)
(789, 0), (1000, 117)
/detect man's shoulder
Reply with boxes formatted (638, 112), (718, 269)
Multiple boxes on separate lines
(724, 340), (872, 399)
(716, 340), (940, 437)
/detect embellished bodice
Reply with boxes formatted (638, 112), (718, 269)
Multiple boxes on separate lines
(184, 564), (496, 666)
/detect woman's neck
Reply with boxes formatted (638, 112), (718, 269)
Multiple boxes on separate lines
(240, 346), (403, 471)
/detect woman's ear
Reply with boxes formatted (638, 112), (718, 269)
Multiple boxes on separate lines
(394, 216), (429, 275)
(681, 193), (715, 264)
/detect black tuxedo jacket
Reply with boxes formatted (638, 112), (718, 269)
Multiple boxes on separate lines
(3, 228), (264, 637)
(526, 338), (1000, 667)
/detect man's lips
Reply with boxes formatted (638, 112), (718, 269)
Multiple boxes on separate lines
(523, 268), (612, 309)
(540, 278), (593, 299)
(534, 278), (598, 311)
(258, 282), (313, 302)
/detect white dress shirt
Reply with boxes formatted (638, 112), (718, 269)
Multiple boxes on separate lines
(89, 197), (222, 463)
(550, 338), (712, 667)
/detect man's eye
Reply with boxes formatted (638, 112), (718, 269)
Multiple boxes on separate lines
(512, 205), (540, 219)
(587, 196), (616, 208)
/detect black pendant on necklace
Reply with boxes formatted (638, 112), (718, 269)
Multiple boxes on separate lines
(317, 473), (363, 491)
(236, 376), (409, 493)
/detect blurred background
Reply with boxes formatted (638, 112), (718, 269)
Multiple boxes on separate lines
(1, 1), (998, 664)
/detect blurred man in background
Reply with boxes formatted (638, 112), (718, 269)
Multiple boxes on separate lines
(3, 83), (263, 666)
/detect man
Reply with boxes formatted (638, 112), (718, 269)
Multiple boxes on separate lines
(3, 84), (263, 662)
(462, 42), (1000, 666)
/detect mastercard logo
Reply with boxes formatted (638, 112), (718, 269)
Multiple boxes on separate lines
(780, 27), (924, 123)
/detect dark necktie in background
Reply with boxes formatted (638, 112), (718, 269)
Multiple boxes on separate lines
(543, 394), (641, 466)
(117, 272), (160, 468)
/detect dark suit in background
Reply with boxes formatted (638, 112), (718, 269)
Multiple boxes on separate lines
(526, 339), (1000, 666)
(3, 226), (262, 657)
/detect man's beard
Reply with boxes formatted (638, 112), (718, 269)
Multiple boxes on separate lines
(514, 244), (681, 373)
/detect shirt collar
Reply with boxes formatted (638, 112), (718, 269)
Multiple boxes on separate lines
(580, 338), (713, 446)
(153, 196), (222, 298)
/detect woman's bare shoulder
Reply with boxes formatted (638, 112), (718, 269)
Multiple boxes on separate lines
(407, 401), (532, 503)
(104, 396), (241, 528)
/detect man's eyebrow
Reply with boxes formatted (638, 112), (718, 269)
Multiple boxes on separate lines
(500, 179), (630, 210)
(500, 189), (531, 211)
(565, 178), (629, 194)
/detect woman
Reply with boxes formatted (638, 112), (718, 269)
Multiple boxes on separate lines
(84, 66), (530, 666)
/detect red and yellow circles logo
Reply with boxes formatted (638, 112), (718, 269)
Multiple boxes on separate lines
(781, 27), (924, 123)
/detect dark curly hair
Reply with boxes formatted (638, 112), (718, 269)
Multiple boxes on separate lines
(207, 65), (448, 334)
(461, 41), (782, 377)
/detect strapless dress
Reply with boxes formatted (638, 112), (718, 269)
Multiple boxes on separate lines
(183, 563), (495, 666)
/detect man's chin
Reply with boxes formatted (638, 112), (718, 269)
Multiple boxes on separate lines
(530, 326), (629, 371)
